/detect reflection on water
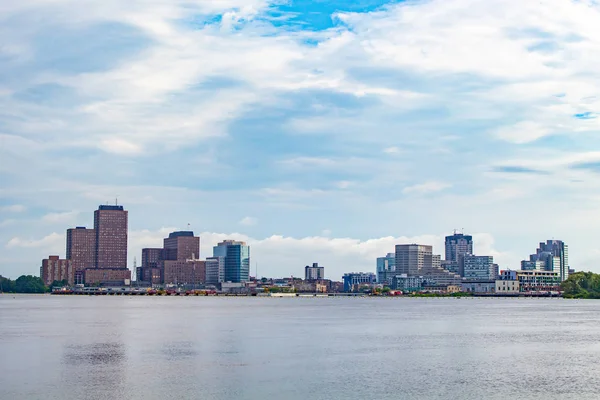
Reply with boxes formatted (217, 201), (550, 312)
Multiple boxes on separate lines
(64, 343), (125, 365)
(2, 296), (600, 400)
(62, 342), (127, 400)
(161, 341), (197, 360)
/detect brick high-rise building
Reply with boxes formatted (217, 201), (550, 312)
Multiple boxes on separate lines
(142, 248), (163, 268)
(41, 256), (74, 286)
(66, 227), (96, 272)
(94, 205), (128, 269)
(163, 231), (200, 261)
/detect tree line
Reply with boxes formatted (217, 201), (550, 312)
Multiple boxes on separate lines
(561, 272), (600, 299)
(0, 275), (68, 294)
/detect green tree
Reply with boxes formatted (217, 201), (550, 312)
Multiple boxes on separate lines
(561, 272), (600, 299)
(50, 279), (69, 288)
(0, 275), (16, 293)
(14, 275), (48, 293)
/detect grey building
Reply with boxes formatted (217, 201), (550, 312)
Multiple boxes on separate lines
(395, 244), (433, 276)
(395, 243), (461, 286)
(391, 274), (426, 292)
(213, 240), (250, 283)
(205, 256), (225, 285)
(305, 263), (325, 281)
(445, 232), (473, 262)
(528, 240), (569, 281)
(461, 255), (495, 281)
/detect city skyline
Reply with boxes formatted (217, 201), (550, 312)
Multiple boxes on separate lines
(3, 0), (600, 280)
(24, 202), (575, 284)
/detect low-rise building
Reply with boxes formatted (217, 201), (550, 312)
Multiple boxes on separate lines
(517, 270), (561, 292)
(496, 279), (520, 293)
(391, 274), (426, 292)
(446, 285), (462, 294)
(136, 266), (161, 285)
(342, 272), (376, 292)
(163, 260), (205, 286)
(462, 280), (495, 293)
(84, 268), (131, 286)
(496, 269), (560, 293)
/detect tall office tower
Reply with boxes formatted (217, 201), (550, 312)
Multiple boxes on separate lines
(205, 256), (225, 285)
(376, 253), (395, 284)
(66, 227), (96, 272)
(305, 263), (325, 281)
(396, 244), (461, 286)
(531, 240), (569, 281)
(395, 244), (433, 276)
(445, 232), (474, 262)
(94, 205), (128, 269)
(163, 231), (200, 261)
(213, 240), (250, 283)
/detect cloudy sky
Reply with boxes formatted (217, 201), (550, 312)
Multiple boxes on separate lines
(2, 0), (600, 279)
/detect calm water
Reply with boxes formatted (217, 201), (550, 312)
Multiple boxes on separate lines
(2, 295), (600, 400)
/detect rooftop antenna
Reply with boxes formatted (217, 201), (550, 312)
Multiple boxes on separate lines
(187, 223), (191, 230)
(115, 196), (118, 206)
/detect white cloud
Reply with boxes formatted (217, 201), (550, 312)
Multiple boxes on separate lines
(1, 204), (26, 213)
(279, 157), (336, 168)
(99, 139), (143, 156)
(383, 147), (401, 154)
(493, 121), (553, 144)
(239, 216), (258, 226)
(6, 232), (64, 249)
(402, 181), (451, 195)
(334, 181), (352, 189)
(41, 210), (79, 224)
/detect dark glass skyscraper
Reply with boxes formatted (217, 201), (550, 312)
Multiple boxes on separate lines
(94, 205), (128, 269)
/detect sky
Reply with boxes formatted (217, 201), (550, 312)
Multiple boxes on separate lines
(2, 0), (600, 280)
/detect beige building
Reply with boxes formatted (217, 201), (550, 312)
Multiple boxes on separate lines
(496, 279), (520, 293)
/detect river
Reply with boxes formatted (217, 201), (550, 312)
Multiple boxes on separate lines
(1, 295), (600, 399)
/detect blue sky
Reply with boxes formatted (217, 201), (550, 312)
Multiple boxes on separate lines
(2, 0), (600, 279)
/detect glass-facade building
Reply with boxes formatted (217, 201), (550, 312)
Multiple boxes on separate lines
(213, 240), (250, 283)
(376, 253), (395, 284)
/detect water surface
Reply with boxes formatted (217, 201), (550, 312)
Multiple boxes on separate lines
(1, 295), (600, 400)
